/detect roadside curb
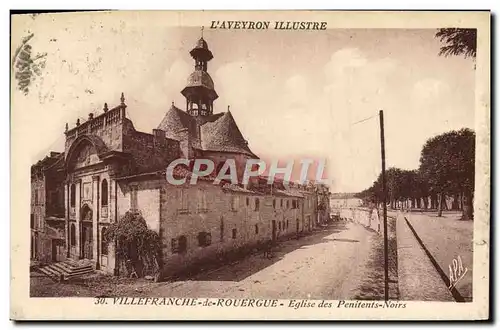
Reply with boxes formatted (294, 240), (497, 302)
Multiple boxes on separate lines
(396, 212), (455, 301)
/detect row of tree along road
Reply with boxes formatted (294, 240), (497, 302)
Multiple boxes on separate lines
(356, 128), (475, 221)
(357, 29), (477, 221)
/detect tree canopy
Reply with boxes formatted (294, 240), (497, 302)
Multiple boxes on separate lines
(356, 128), (475, 220)
(419, 128), (475, 219)
(435, 28), (477, 59)
(419, 128), (475, 195)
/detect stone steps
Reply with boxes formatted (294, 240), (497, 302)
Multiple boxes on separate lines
(38, 259), (94, 281)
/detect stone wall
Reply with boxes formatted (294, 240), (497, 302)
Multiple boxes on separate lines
(115, 178), (313, 277)
(65, 106), (126, 154)
(31, 175), (46, 261)
(340, 207), (381, 233)
(122, 121), (180, 173)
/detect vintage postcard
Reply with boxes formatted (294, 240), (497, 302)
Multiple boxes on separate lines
(10, 10), (490, 320)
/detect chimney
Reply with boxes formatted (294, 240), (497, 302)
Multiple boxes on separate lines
(177, 128), (193, 159)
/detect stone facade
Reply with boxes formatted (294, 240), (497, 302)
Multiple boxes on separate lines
(112, 173), (319, 277)
(30, 152), (66, 264)
(30, 35), (330, 277)
(316, 183), (331, 224)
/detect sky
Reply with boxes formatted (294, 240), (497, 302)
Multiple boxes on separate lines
(12, 13), (476, 193)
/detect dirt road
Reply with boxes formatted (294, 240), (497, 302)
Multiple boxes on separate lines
(31, 221), (384, 299)
(134, 222), (378, 299)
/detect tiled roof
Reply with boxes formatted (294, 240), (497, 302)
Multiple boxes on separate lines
(274, 189), (305, 198)
(221, 183), (260, 195)
(167, 164), (217, 182)
(158, 106), (257, 158)
(189, 37), (214, 61)
(194, 37), (209, 50)
(200, 111), (256, 157)
(185, 70), (215, 90)
(194, 112), (224, 126)
(157, 105), (199, 141)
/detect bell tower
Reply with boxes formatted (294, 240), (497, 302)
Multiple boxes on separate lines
(181, 29), (219, 117)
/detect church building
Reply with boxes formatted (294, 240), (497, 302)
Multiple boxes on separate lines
(30, 36), (324, 278)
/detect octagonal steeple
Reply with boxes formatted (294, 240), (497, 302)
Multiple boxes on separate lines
(181, 30), (218, 117)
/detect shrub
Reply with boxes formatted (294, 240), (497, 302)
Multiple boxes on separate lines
(104, 211), (162, 278)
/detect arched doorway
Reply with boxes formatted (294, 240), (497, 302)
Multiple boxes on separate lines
(80, 204), (93, 260)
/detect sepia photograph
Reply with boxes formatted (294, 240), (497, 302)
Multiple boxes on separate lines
(10, 10), (490, 320)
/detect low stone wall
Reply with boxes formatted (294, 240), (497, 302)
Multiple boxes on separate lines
(338, 207), (381, 233)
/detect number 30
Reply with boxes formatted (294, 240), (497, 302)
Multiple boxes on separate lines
(94, 297), (106, 304)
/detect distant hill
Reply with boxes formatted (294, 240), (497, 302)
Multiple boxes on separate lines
(330, 192), (359, 199)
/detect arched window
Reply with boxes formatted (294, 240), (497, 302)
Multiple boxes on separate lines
(70, 224), (76, 246)
(70, 184), (76, 207)
(101, 227), (108, 255)
(101, 179), (108, 206)
(255, 198), (260, 211)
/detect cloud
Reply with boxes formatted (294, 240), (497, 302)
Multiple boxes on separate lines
(412, 78), (451, 101)
(324, 48), (368, 77)
(215, 60), (271, 112)
(317, 48), (399, 191)
(15, 23), (475, 194)
(284, 74), (308, 109)
(165, 59), (192, 88)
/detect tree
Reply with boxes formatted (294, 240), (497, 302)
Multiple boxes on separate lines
(419, 128), (475, 220)
(400, 169), (419, 208)
(104, 211), (162, 278)
(415, 171), (430, 209)
(435, 28), (477, 59)
(356, 167), (409, 209)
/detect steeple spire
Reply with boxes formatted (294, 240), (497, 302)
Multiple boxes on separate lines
(181, 35), (218, 117)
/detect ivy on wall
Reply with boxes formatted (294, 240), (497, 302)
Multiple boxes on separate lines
(104, 211), (162, 278)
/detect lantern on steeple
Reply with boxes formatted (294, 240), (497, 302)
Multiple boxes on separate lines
(181, 28), (218, 117)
